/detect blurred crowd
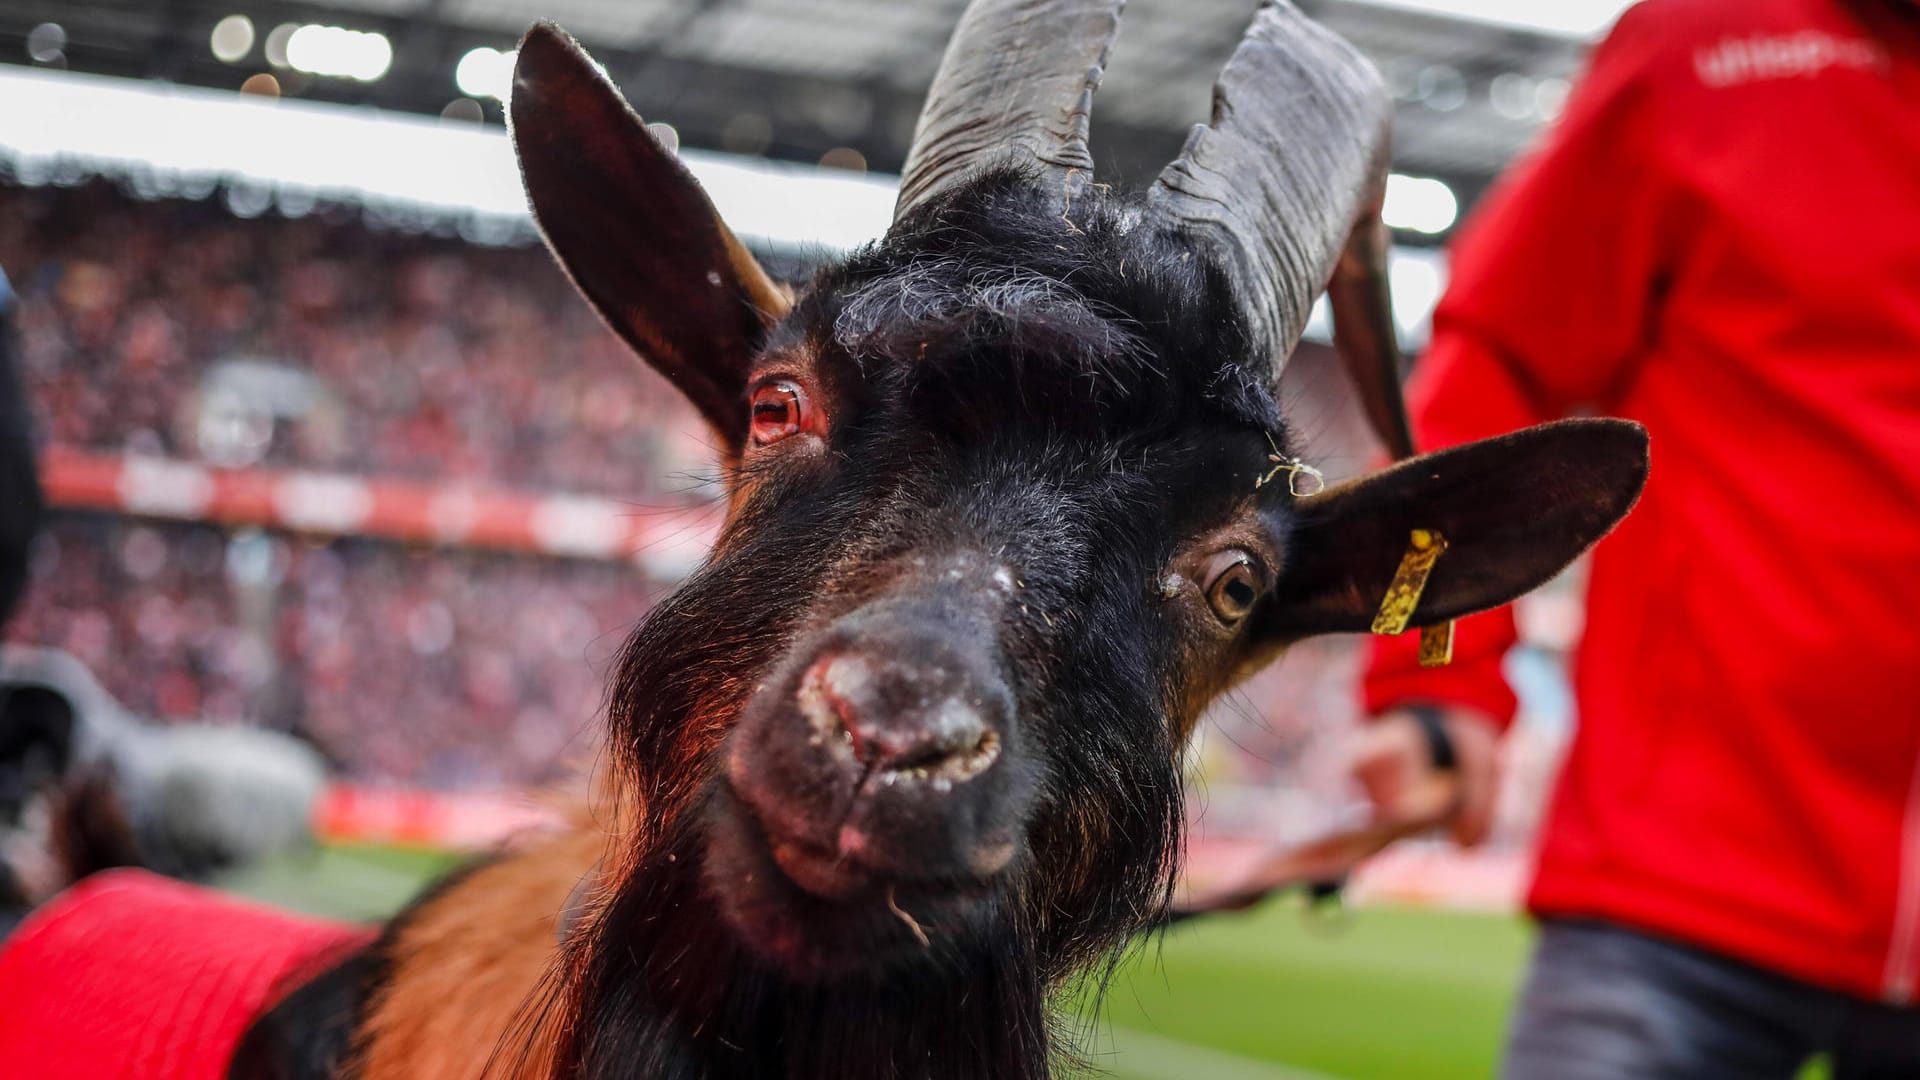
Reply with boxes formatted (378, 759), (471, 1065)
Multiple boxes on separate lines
(0, 177), (724, 788)
(0, 181), (711, 500)
(5, 512), (658, 788)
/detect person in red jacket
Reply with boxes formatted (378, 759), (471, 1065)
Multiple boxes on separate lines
(1355, 0), (1920, 1076)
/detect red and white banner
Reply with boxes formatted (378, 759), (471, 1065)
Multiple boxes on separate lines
(40, 447), (721, 575)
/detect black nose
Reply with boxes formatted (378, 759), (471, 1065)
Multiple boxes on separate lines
(722, 591), (1034, 899)
(799, 653), (1002, 789)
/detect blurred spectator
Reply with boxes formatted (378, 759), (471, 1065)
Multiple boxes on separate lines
(0, 178), (724, 791)
(1357, 1), (1920, 1077)
(4, 514), (659, 789)
(0, 181), (712, 500)
(0, 262), (40, 628)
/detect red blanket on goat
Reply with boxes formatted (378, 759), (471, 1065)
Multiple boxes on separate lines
(0, 869), (364, 1078)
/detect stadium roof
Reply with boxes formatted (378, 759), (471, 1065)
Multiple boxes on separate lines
(0, 63), (1447, 347)
(0, 0), (1618, 242)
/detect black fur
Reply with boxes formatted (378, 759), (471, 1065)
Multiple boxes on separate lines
(228, 948), (390, 1080)
(546, 172), (1295, 1080)
(814, 170), (1283, 438)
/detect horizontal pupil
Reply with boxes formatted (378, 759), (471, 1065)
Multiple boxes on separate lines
(1224, 579), (1256, 607)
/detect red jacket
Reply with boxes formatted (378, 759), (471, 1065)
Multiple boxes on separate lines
(1364, 0), (1920, 1003)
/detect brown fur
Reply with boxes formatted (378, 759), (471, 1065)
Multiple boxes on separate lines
(357, 826), (603, 1080)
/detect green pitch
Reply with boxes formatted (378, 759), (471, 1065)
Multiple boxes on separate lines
(1068, 902), (1531, 1080)
(220, 841), (465, 923)
(218, 845), (1829, 1080)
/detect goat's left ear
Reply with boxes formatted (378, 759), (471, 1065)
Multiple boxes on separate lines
(1261, 418), (1650, 639)
(510, 23), (791, 446)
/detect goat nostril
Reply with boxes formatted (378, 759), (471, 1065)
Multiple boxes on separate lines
(879, 719), (1000, 788)
(798, 654), (870, 763)
(942, 725), (1001, 780)
(797, 655), (1004, 786)
(889, 725), (991, 773)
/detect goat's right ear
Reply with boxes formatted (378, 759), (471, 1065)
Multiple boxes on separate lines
(510, 23), (791, 445)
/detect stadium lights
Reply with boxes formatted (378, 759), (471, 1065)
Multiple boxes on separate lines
(1352, 0), (1634, 39)
(284, 24), (392, 82)
(1382, 173), (1458, 235)
(455, 45), (608, 102)
(454, 46), (514, 101)
(263, 23), (295, 68)
(26, 22), (66, 64)
(210, 15), (255, 64)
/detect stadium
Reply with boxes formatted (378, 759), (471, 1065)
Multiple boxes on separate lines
(0, 1), (1912, 1078)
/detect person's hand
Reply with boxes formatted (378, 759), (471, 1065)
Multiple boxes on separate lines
(1350, 706), (1502, 847)
(1172, 706), (1502, 918)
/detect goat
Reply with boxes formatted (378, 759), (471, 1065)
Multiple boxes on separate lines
(0, 647), (327, 920)
(232, 2), (1649, 1077)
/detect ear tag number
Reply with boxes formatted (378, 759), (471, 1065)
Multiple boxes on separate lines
(1371, 529), (1456, 666)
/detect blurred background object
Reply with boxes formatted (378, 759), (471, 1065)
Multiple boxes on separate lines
(0, 4), (1641, 1078)
(0, 646), (327, 931)
(0, 261), (39, 630)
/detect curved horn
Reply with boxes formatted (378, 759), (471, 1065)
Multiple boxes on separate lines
(894, 0), (1126, 222)
(1327, 209), (1416, 459)
(1145, 0), (1416, 459)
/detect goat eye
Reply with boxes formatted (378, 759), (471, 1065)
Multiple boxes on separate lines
(749, 380), (810, 445)
(1202, 550), (1263, 625)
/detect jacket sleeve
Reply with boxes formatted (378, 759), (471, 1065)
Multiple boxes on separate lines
(1361, 3), (1682, 728)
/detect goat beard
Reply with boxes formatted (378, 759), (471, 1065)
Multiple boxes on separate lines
(540, 809), (1069, 1080)
(534, 775), (1171, 1080)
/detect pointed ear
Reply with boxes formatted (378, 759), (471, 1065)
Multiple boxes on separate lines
(509, 23), (791, 445)
(1263, 418), (1650, 638)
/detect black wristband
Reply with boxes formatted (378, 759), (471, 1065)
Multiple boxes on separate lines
(1407, 704), (1458, 772)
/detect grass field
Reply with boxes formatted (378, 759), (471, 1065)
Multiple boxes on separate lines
(1081, 904), (1532, 1080)
(217, 844), (1826, 1080)
(218, 843), (1528, 1079)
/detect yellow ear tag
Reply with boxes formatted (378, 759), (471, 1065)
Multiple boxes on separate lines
(1371, 529), (1455, 665)
(1418, 620), (1455, 668)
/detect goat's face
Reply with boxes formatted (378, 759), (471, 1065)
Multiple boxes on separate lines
(599, 176), (1269, 980)
(511, 25), (1648, 985)
(692, 177), (1289, 978)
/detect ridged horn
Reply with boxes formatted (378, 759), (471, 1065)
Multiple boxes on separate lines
(894, 0), (1126, 222)
(1145, 0), (1416, 459)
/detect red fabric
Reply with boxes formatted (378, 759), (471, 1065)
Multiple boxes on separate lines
(0, 869), (365, 1079)
(1364, 0), (1920, 1001)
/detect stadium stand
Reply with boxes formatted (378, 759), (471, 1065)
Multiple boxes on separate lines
(0, 180), (711, 499)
